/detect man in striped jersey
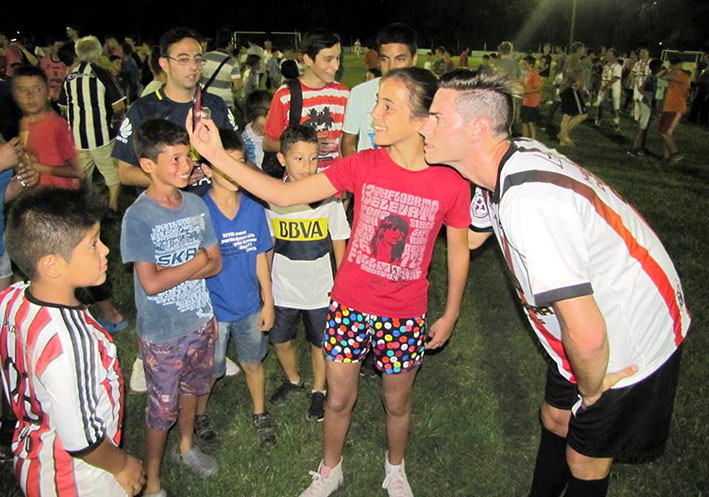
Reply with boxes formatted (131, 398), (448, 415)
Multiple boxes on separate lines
(59, 36), (126, 212)
(264, 29), (349, 170)
(0, 188), (145, 496)
(420, 70), (690, 497)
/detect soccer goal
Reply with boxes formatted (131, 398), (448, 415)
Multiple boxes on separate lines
(233, 31), (301, 51)
(660, 50), (704, 76)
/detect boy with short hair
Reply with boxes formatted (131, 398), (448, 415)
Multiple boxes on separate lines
(0, 188), (145, 497)
(120, 118), (222, 497)
(266, 125), (350, 421)
(263, 29), (349, 169)
(521, 55), (542, 140)
(241, 89), (271, 169)
(198, 129), (277, 446)
(12, 65), (83, 188)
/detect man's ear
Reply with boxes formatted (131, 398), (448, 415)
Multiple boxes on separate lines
(158, 56), (169, 75)
(469, 117), (492, 143)
(138, 157), (155, 174)
(36, 254), (65, 281)
(302, 53), (313, 68)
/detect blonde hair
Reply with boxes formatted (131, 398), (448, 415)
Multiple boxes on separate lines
(75, 36), (102, 63)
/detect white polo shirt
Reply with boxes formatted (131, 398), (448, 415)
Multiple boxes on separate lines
(470, 139), (690, 388)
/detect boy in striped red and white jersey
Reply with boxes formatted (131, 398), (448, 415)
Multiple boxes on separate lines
(0, 189), (144, 497)
(422, 70), (690, 497)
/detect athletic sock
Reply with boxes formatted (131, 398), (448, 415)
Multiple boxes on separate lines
(529, 426), (570, 497)
(564, 474), (610, 497)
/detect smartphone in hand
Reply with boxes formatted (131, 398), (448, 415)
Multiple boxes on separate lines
(192, 86), (202, 129)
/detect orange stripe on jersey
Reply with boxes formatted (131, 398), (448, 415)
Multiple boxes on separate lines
(54, 436), (78, 497)
(35, 334), (62, 377)
(515, 171), (684, 347)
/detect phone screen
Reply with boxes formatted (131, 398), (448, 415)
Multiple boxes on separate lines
(192, 86), (202, 129)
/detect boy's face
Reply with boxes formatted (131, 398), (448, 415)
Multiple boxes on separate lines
(370, 77), (419, 148)
(211, 148), (245, 191)
(64, 222), (109, 288)
(13, 75), (49, 115)
(304, 44), (340, 85)
(379, 43), (416, 75)
(160, 37), (203, 92)
(280, 141), (318, 182)
(141, 144), (194, 189)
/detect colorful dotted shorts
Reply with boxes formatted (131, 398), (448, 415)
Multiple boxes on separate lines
(322, 299), (427, 375)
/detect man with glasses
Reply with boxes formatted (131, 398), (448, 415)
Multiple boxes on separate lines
(112, 27), (238, 191)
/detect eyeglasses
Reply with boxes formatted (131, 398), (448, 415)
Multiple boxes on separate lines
(166, 56), (206, 66)
(15, 86), (44, 95)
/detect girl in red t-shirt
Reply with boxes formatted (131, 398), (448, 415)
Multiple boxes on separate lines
(189, 67), (471, 497)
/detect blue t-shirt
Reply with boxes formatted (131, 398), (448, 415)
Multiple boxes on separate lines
(0, 169), (12, 255)
(204, 192), (272, 322)
(120, 191), (217, 343)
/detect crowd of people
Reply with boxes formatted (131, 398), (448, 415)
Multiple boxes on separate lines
(0, 20), (697, 497)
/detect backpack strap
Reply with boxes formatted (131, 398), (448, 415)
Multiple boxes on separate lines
(287, 78), (303, 126)
(202, 55), (231, 93)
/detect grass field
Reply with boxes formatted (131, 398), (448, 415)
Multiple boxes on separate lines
(1, 53), (708, 496)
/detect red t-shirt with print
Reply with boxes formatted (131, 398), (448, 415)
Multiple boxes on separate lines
(323, 148), (471, 317)
(24, 111), (79, 189)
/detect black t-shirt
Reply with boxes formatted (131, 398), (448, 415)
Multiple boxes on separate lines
(539, 54), (553, 77)
(112, 87), (239, 194)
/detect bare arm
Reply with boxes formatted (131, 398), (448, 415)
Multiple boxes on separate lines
(255, 251), (275, 331)
(427, 226), (470, 349)
(468, 229), (492, 250)
(263, 134), (280, 153)
(554, 295), (637, 408)
(341, 132), (358, 158)
(134, 249), (208, 295)
(332, 239), (346, 270)
(118, 160), (151, 187)
(80, 438), (145, 496)
(187, 244), (222, 280)
(32, 154), (83, 179)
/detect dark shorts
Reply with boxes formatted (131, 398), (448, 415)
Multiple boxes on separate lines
(269, 305), (328, 347)
(323, 299), (427, 375)
(139, 319), (216, 430)
(659, 111), (682, 136)
(544, 348), (683, 462)
(521, 106), (539, 124)
(561, 87), (586, 116)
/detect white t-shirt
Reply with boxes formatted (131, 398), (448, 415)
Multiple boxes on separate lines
(342, 77), (380, 152)
(267, 199), (350, 309)
(470, 139), (690, 389)
(241, 122), (264, 168)
(601, 62), (623, 95)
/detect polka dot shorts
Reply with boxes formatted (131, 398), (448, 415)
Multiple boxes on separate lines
(322, 299), (427, 375)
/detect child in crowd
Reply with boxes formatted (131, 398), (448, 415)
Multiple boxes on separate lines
(241, 89), (271, 169)
(266, 125), (350, 422)
(12, 65), (82, 188)
(521, 55), (542, 140)
(0, 188), (144, 497)
(198, 129), (277, 446)
(628, 59), (663, 156)
(120, 118), (222, 497)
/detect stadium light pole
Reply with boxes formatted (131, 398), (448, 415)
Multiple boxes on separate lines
(569, 0), (578, 46)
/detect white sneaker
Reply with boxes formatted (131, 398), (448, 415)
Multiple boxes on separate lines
(129, 357), (147, 393)
(225, 357), (241, 377)
(299, 459), (343, 497)
(382, 452), (413, 497)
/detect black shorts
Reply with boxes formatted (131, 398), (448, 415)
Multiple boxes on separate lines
(521, 106), (539, 124)
(544, 348), (682, 462)
(269, 305), (328, 347)
(560, 88), (587, 116)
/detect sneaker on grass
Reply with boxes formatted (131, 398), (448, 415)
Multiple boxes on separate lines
(269, 376), (304, 404)
(225, 357), (241, 377)
(382, 452), (413, 497)
(170, 445), (218, 478)
(130, 356), (147, 393)
(194, 413), (219, 449)
(252, 412), (277, 445)
(307, 391), (326, 422)
(299, 459), (343, 497)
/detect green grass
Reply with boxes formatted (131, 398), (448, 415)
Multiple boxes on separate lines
(1, 53), (708, 496)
